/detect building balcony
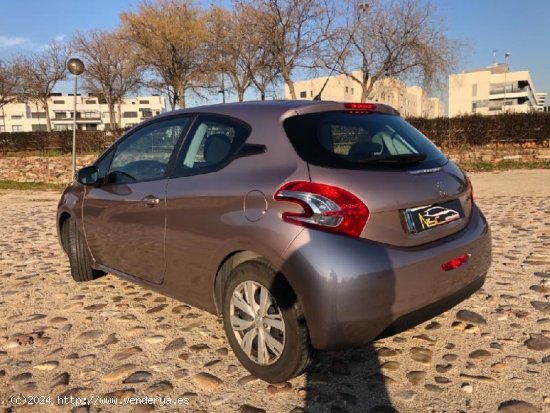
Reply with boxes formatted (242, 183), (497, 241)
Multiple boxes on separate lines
(53, 112), (101, 121)
(52, 118), (102, 124)
(490, 86), (529, 95)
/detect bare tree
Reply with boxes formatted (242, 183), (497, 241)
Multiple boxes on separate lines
(325, 0), (460, 102)
(72, 30), (142, 130)
(120, 0), (208, 109)
(249, 0), (331, 100)
(0, 58), (22, 128)
(236, 2), (280, 101)
(208, 4), (279, 102)
(16, 42), (69, 131)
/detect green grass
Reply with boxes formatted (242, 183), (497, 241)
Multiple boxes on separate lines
(0, 180), (66, 191)
(459, 159), (550, 172)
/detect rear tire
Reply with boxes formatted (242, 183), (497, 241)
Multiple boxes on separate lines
(66, 218), (99, 282)
(222, 260), (312, 382)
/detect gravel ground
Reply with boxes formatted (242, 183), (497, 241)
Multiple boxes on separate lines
(0, 170), (549, 413)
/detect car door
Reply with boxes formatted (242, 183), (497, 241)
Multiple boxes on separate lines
(164, 115), (251, 306)
(83, 116), (191, 283)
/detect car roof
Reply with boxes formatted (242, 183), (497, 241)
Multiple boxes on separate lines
(155, 100), (400, 122)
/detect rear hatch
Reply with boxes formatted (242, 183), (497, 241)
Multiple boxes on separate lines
(283, 104), (472, 247)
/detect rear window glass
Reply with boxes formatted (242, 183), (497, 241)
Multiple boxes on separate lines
(283, 112), (447, 169)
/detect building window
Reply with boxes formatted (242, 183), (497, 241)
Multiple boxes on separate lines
(472, 84), (477, 97)
(123, 111), (138, 118)
(351, 88), (354, 94)
(53, 100), (65, 104)
(54, 124), (72, 131)
(31, 112), (47, 119)
(32, 124), (47, 131)
(141, 109), (153, 118)
(54, 112), (68, 119)
(345, 86), (349, 93)
(12, 125), (23, 132)
(11, 115), (23, 119)
(0, 125), (4, 132)
(300, 91), (307, 98)
(82, 111), (98, 119)
(139, 100), (150, 104)
(85, 99), (96, 104)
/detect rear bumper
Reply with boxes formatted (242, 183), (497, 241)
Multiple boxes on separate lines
(281, 205), (491, 350)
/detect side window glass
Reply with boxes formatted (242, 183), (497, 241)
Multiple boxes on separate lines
(108, 118), (189, 184)
(175, 116), (249, 175)
(96, 150), (115, 181)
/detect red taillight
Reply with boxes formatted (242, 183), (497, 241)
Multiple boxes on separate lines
(274, 181), (369, 237)
(344, 102), (377, 111)
(441, 254), (470, 271)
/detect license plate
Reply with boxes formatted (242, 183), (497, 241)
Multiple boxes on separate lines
(405, 199), (464, 234)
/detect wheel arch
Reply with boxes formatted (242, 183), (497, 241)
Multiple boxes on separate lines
(58, 211), (72, 253)
(213, 250), (304, 318)
(213, 250), (261, 315)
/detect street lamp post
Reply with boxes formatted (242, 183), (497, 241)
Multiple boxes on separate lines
(359, 3), (370, 101)
(219, 72), (226, 104)
(503, 52), (511, 113)
(67, 58), (84, 181)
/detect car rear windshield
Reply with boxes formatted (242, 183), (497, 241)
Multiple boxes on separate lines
(283, 111), (447, 169)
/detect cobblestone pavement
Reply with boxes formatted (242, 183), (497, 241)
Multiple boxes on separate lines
(1, 170), (549, 413)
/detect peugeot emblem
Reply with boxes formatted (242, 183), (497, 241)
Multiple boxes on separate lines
(435, 181), (447, 197)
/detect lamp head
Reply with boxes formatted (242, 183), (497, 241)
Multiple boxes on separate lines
(67, 58), (85, 76)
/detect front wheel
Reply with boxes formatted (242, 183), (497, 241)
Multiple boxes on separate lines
(222, 260), (312, 382)
(64, 218), (102, 282)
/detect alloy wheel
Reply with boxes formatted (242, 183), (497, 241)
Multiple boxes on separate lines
(229, 280), (286, 365)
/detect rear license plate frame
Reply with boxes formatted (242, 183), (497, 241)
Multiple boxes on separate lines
(404, 199), (465, 234)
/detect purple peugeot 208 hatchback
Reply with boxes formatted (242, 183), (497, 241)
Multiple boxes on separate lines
(57, 100), (491, 382)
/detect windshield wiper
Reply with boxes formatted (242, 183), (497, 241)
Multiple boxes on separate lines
(355, 153), (427, 165)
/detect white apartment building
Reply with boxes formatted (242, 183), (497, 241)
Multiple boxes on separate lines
(0, 94), (166, 132)
(535, 92), (547, 111)
(448, 64), (539, 117)
(284, 71), (445, 118)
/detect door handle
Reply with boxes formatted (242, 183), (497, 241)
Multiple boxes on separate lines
(141, 195), (160, 207)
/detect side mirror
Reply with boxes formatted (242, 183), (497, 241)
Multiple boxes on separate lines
(236, 143), (266, 159)
(77, 165), (99, 186)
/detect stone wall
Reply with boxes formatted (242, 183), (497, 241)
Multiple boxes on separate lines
(0, 155), (97, 184)
(445, 144), (550, 164)
(0, 144), (549, 184)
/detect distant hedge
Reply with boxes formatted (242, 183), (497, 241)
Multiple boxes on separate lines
(0, 130), (121, 155)
(1, 112), (550, 154)
(407, 112), (550, 148)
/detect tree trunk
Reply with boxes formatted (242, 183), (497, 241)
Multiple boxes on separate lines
(43, 100), (52, 131)
(237, 88), (245, 102)
(1, 105), (5, 130)
(361, 84), (369, 103)
(108, 101), (116, 131)
(117, 102), (122, 129)
(282, 70), (296, 99)
(169, 92), (177, 110)
(260, 89), (266, 101)
(178, 84), (186, 109)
